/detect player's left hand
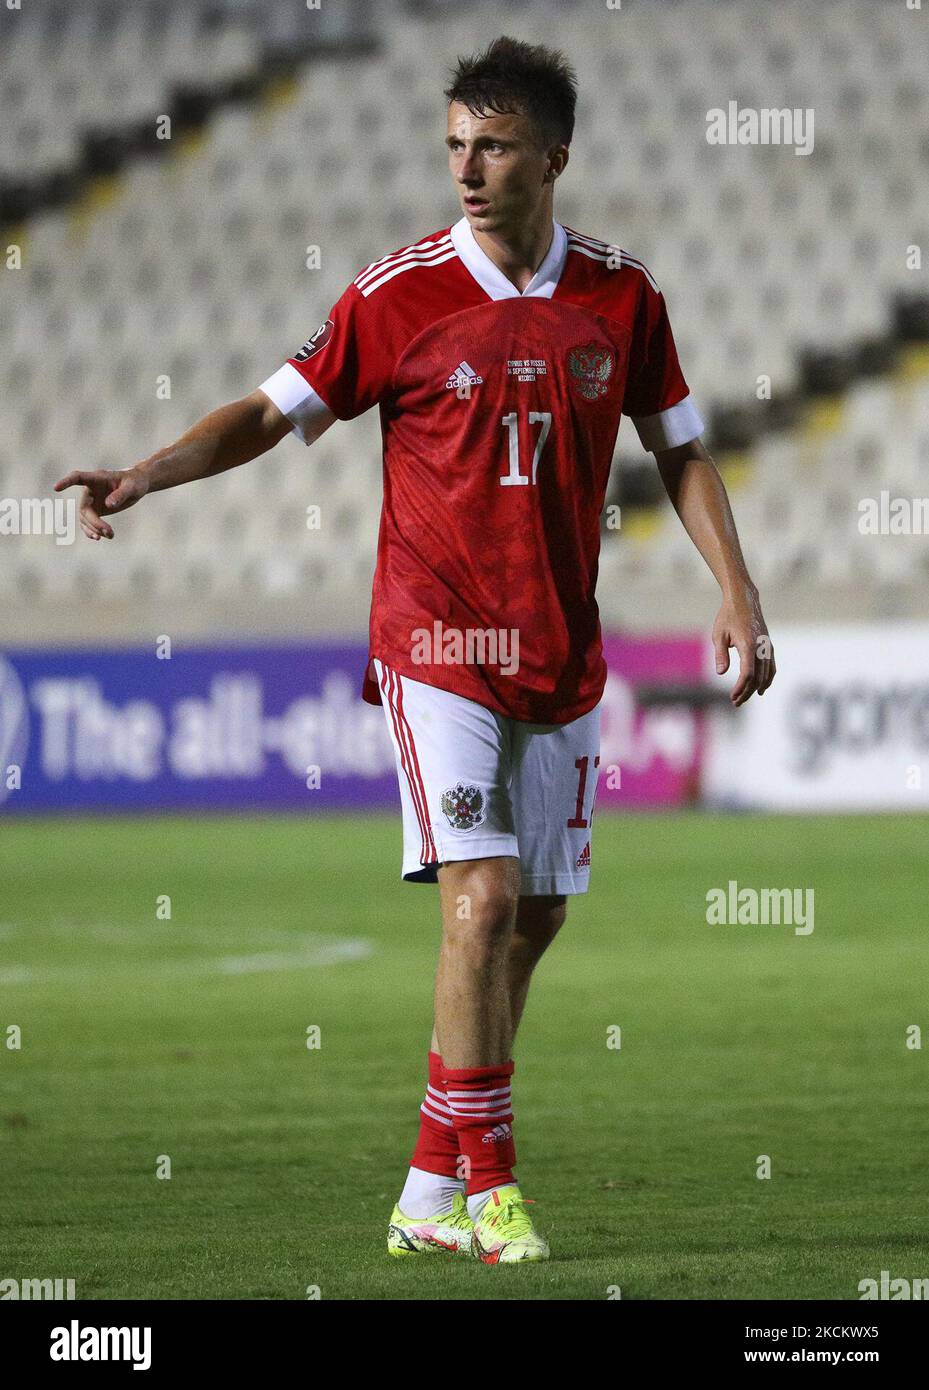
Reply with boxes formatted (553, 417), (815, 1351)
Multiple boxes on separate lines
(712, 584), (776, 706)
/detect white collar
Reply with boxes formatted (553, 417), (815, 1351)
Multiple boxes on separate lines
(450, 216), (567, 301)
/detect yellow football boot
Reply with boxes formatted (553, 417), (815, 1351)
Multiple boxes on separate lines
(470, 1186), (549, 1263)
(387, 1190), (474, 1257)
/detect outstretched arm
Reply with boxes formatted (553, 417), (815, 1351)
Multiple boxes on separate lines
(653, 437), (776, 706)
(54, 389), (292, 540)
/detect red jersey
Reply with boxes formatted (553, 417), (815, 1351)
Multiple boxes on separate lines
(259, 218), (703, 724)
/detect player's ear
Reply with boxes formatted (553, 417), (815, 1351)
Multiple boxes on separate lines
(545, 145), (568, 182)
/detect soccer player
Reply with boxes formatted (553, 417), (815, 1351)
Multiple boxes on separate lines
(56, 37), (775, 1264)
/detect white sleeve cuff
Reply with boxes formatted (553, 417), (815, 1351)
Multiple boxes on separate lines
(630, 393), (705, 452)
(258, 363), (338, 445)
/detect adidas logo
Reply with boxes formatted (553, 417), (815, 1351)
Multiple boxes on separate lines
(445, 360), (484, 391)
(575, 841), (590, 868)
(481, 1123), (512, 1145)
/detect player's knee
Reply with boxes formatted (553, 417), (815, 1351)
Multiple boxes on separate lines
(448, 888), (519, 942)
(441, 860), (520, 956)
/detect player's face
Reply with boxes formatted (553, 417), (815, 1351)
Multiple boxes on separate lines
(446, 101), (563, 233)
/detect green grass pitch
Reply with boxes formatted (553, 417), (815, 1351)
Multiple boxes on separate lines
(2, 812), (927, 1301)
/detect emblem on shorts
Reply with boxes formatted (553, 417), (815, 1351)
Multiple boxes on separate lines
(441, 782), (486, 831)
(567, 343), (614, 401)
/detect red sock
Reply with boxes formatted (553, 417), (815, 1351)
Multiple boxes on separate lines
(410, 1051), (462, 1179)
(442, 1061), (516, 1193)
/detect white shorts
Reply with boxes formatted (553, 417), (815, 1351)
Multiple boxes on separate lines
(373, 659), (602, 896)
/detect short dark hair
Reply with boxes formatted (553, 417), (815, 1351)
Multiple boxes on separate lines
(444, 35), (578, 150)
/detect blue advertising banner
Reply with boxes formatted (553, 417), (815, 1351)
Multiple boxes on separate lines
(0, 637), (706, 813)
(0, 645), (398, 812)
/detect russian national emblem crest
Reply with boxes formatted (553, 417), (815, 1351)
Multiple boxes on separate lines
(441, 782), (486, 831)
(568, 343), (615, 401)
